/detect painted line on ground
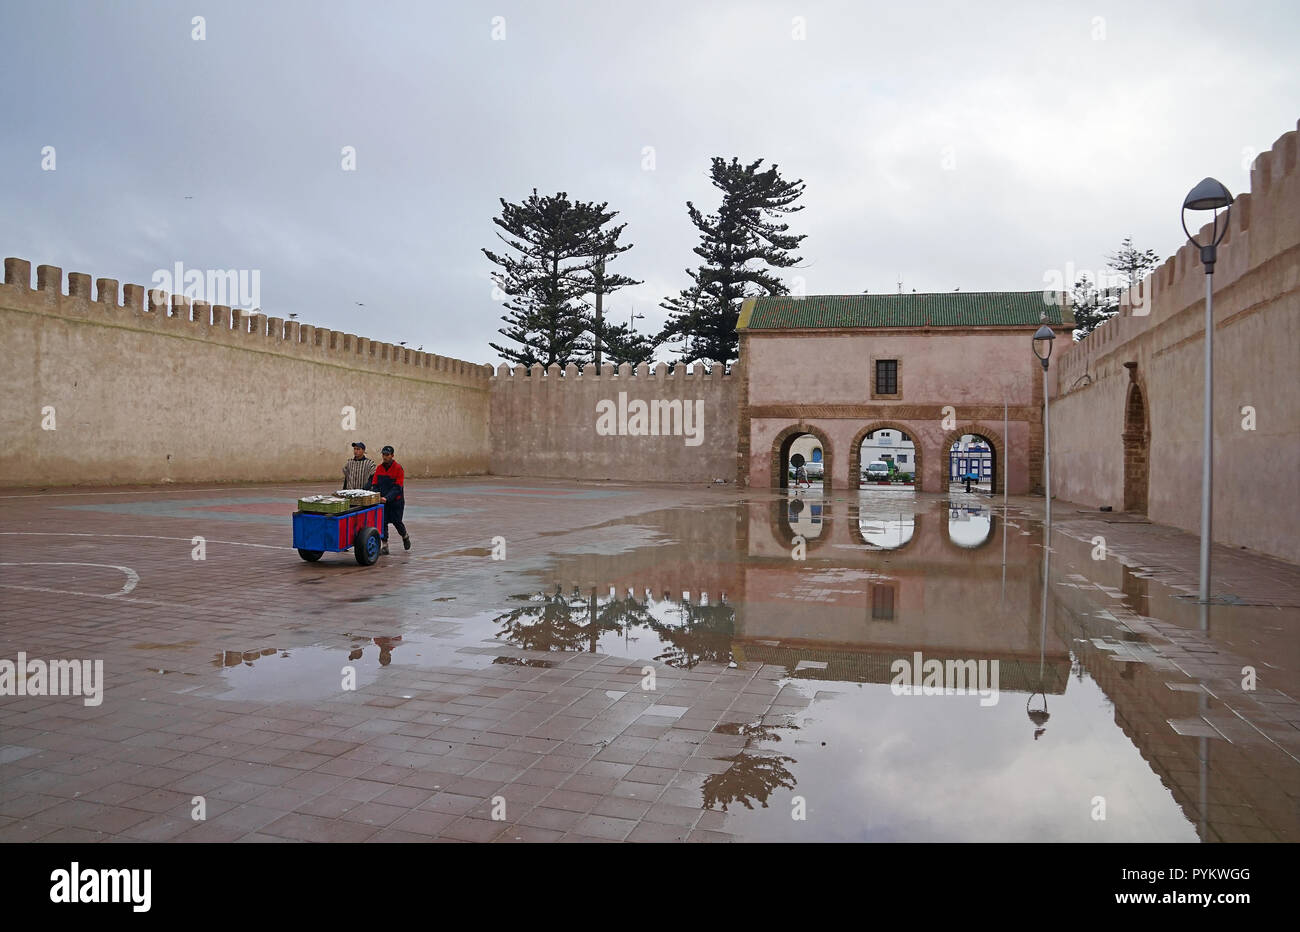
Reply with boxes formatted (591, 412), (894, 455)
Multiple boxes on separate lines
(0, 532), (291, 551)
(0, 561), (139, 596)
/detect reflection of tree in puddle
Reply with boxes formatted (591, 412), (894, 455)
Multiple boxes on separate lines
(495, 586), (634, 652)
(643, 599), (735, 669)
(494, 586), (737, 670)
(702, 720), (798, 812)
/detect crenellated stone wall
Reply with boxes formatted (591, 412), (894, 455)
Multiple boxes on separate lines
(1050, 120), (1300, 563)
(0, 259), (493, 486)
(489, 361), (739, 483)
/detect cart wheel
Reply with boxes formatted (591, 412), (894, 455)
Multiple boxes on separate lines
(298, 549), (324, 562)
(354, 527), (382, 565)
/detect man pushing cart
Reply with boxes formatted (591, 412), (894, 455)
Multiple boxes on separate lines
(369, 445), (411, 555)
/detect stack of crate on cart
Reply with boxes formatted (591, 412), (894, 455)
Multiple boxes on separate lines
(297, 489), (380, 513)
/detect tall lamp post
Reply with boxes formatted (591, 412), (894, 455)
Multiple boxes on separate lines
(1181, 177), (1234, 604)
(1032, 324), (1057, 529)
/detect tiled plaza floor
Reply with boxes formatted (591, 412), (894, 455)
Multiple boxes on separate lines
(0, 479), (1296, 842)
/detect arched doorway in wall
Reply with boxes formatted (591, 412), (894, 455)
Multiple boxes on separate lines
(943, 425), (1004, 495)
(851, 423), (920, 490)
(772, 425), (834, 492)
(1123, 383), (1149, 514)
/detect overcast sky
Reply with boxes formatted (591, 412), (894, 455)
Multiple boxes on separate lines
(2, 0), (1296, 365)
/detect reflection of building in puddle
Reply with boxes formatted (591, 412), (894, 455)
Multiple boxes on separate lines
(857, 515), (915, 549)
(785, 496), (824, 539)
(948, 504), (994, 548)
(494, 585), (736, 668)
(734, 643), (1071, 694)
(703, 721), (799, 812)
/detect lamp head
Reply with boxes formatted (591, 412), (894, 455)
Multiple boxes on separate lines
(1032, 324), (1056, 365)
(1182, 177), (1234, 212)
(1181, 178), (1234, 270)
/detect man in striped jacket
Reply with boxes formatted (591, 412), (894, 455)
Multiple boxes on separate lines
(342, 442), (376, 489)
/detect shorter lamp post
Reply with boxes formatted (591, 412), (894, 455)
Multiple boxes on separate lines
(1032, 324), (1057, 528)
(1181, 177), (1234, 604)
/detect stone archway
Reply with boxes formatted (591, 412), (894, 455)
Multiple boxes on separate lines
(772, 424), (835, 492)
(850, 421), (924, 491)
(940, 424), (1006, 495)
(1123, 383), (1149, 514)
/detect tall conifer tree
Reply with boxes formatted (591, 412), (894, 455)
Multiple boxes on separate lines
(658, 158), (807, 365)
(484, 190), (597, 367)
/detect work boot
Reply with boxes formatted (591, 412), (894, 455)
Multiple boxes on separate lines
(402, 534), (411, 551)
(380, 542), (390, 555)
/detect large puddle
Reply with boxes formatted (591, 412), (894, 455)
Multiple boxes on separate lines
(197, 491), (1299, 841)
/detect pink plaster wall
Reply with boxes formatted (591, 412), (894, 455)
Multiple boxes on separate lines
(743, 329), (1052, 494)
(1050, 120), (1300, 563)
(746, 332), (1042, 407)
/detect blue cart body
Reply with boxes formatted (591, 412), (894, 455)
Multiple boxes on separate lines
(293, 503), (384, 553)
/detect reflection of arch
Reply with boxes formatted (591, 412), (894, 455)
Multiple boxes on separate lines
(942, 506), (999, 550)
(772, 424), (835, 491)
(769, 499), (832, 554)
(850, 422), (923, 491)
(940, 424), (1005, 495)
(849, 512), (922, 552)
(1123, 382), (1149, 514)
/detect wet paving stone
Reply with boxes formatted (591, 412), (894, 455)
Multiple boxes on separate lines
(0, 479), (1296, 842)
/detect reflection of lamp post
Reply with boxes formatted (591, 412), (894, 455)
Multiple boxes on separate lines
(1027, 693), (1050, 740)
(1032, 324), (1056, 529)
(1181, 177), (1234, 604)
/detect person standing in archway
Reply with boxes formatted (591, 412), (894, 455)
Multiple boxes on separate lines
(369, 445), (410, 554)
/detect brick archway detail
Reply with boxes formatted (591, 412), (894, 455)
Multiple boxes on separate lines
(771, 424), (835, 492)
(939, 423), (1006, 495)
(850, 421), (924, 491)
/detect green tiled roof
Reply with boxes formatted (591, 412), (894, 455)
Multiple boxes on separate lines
(738, 292), (1073, 330)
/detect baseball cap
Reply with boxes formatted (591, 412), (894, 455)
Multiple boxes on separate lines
(381, 445), (395, 455)
(351, 441), (366, 450)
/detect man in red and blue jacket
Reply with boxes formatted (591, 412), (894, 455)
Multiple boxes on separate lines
(368, 445), (410, 554)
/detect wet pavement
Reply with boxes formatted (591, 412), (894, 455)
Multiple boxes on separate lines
(0, 478), (1296, 842)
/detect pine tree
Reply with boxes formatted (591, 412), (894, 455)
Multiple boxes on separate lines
(577, 206), (641, 369)
(598, 319), (656, 367)
(1073, 236), (1161, 341)
(658, 157), (807, 365)
(1107, 236), (1160, 289)
(484, 190), (600, 367)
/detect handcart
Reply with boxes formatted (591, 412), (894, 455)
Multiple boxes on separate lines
(293, 502), (385, 565)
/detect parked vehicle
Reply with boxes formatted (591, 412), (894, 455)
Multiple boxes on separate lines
(863, 460), (892, 481)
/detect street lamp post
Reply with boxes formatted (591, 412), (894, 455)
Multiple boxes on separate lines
(1181, 177), (1234, 604)
(593, 258), (605, 372)
(1032, 324), (1057, 529)
(1031, 324), (1057, 742)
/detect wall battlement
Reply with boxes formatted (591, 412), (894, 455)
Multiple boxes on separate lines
(1047, 118), (1299, 563)
(492, 361), (734, 381)
(2, 258), (493, 387)
(1055, 119), (1300, 393)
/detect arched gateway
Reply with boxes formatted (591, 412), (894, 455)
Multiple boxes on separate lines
(735, 292), (1074, 494)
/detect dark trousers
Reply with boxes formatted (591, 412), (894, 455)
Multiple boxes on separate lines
(382, 500), (406, 541)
